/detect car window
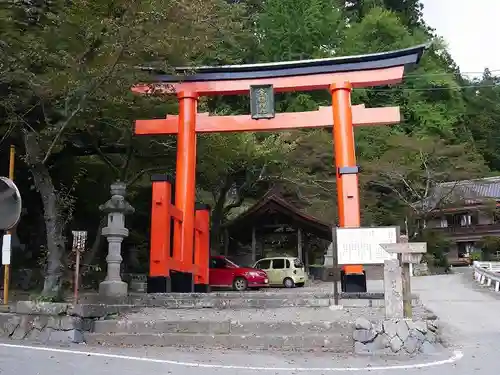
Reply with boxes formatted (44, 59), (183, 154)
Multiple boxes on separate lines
(225, 258), (239, 268)
(293, 258), (304, 268)
(272, 258), (285, 269)
(255, 259), (271, 269)
(285, 259), (290, 269)
(210, 257), (226, 269)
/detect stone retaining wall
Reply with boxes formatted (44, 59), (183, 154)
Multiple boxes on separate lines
(0, 301), (136, 344)
(353, 317), (440, 356)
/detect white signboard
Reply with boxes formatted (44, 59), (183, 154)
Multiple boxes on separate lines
(336, 227), (398, 265)
(2, 234), (11, 265)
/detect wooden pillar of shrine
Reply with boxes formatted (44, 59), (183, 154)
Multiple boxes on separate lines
(330, 82), (360, 228)
(173, 90), (198, 266)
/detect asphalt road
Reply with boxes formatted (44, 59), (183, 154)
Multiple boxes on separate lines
(0, 270), (497, 375)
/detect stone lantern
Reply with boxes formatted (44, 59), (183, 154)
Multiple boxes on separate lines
(98, 181), (134, 298)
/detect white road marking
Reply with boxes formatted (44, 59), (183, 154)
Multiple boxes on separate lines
(0, 342), (463, 372)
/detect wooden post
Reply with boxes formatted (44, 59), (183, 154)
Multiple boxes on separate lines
(331, 227), (339, 306)
(72, 231), (87, 305)
(251, 226), (256, 264)
(259, 237), (265, 260)
(398, 254), (412, 318)
(150, 178), (172, 277)
(297, 228), (303, 260)
(74, 247), (81, 303)
(223, 228), (229, 256)
(304, 233), (309, 270)
(194, 207), (210, 287)
(399, 236), (412, 318)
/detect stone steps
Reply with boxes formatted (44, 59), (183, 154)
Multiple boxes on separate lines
(67, 297), (420, 311)
(85, 331), (353, 352)
(136, 297), (333, 309)
(79, 291), (419, 303)
(92, 319), (349, 335)
(124, 298), (419, 309)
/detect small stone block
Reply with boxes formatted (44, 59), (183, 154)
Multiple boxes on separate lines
(389, 336), (403, 352)
(99, 280), (128, 298)
(413, 320), (428, 333)
(48, 329), (84, 343)
(15, 301), (69, 315)
(354, 317), (372, 330)
(353, 329), (377, 343)
(383, 320), (398, 338)
(396, 320), (409, 341)
(420, 340), (438, 354)
(404, 336), (420, 354)
(409, 328), (425, 342)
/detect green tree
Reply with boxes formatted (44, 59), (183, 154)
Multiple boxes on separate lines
(463, 70), (500, 170)
(362, 134), (489, 226)
(0, 0), (246, 297)
(197, 132), (298, 250)
(255, 0), (344, 62)
(346, 0), (427, 30)
(478, 236), (500, 261)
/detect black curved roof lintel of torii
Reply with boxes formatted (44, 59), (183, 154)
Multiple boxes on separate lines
(138, 43), (429, 83)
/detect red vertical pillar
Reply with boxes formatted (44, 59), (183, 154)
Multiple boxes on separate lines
(174, 90), (198, 270)
(194, 204), (210, 291)
(150, 178), (172, 277)
(330, 82), (361, 228)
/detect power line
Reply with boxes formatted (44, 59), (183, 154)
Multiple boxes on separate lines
(366, 84), (499, 93)
(404, 69), (500, 78)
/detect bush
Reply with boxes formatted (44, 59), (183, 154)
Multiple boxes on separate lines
(477, 236), (500, 260)
(415, 230), (450, 270)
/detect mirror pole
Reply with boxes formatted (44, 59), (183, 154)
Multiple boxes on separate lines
(3, 145), (15, 305)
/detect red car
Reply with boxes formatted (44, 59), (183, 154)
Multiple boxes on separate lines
(209, 255), (269, 291)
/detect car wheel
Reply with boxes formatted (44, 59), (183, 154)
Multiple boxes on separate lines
(283, 277), (295, 288)
(233, 277), (248, 291)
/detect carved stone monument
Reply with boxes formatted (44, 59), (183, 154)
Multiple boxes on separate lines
(99, 181), (134, 298)
(383, 258), (404, 319)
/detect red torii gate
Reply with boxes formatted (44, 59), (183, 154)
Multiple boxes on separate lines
(133, 44), (427, 292)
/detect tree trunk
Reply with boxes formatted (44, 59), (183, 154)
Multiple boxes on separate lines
(23, 132), (65, 298)
(210, 180), (232, 252)
(83, 216), (106, 267)
(210, 195), (226, 252)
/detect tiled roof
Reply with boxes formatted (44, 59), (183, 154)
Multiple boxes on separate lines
(418, 176), (500, 211)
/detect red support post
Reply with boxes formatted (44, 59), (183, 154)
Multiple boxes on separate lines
(194, 206), (210, 290)
(330, 82), (361, 228)
(173, 91), (198, 270)
(150, 179), (172, 277)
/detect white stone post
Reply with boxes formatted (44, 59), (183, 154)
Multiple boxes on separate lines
(383, 259), (404, 319)
(98, 182), (134, 298)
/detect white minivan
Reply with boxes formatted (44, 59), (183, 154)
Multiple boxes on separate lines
(253, 257), (306, 288)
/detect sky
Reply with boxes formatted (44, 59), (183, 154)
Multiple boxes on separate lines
(421, 0), (500, 77)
